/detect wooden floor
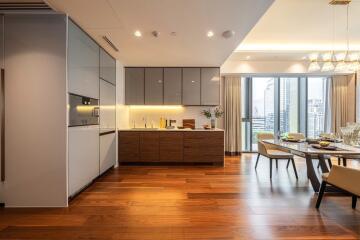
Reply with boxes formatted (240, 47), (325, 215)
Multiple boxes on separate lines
(0, 154), (359, 240)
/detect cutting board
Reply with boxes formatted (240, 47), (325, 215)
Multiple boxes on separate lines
(183, 119), (195, 129)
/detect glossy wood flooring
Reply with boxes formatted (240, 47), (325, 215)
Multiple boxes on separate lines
(1, 154), (360, 239)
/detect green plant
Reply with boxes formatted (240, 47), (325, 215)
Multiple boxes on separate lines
(201, 109), (212, 119)
(214, 107), (224, 119)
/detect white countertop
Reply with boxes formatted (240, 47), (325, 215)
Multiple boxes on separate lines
(118, 128), (224, 132)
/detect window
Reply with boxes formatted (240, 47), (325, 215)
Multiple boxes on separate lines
(240, 76), (330, 152)
(307, 77), (328, 137)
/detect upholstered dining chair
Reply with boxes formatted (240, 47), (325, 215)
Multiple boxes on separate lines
(256, 133), (298, 179)
(316, 165), (360, 209)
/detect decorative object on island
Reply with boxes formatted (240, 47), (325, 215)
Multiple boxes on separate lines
(201, 107), (224, 129)
(183, 119), (195, 129)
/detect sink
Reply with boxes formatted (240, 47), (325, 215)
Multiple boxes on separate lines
(131, 128), (158, 130)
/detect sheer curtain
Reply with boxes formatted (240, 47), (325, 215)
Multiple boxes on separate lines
(324, 77), (332, 133)
(223, 75), (241, 154)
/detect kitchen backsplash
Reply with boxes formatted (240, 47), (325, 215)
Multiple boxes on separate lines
(128, 106), (219, 129)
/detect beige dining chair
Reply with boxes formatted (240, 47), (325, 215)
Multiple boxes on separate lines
(256, 133), (298, 179)
(316, 165), (360, 209)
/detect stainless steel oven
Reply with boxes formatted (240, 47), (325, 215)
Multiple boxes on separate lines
(68, 93), (99, 127)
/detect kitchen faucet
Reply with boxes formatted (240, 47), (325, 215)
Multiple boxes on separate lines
(142, 117), (147, 128)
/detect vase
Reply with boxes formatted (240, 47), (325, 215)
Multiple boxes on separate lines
(211, 118), (216, 129)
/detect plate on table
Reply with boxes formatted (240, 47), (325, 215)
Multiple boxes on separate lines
(311, 144), (338, 151)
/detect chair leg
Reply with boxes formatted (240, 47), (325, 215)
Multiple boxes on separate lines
(270, 158), (273, 179)
(286, 159), (290, 169)
(338, 157), (341, 165)
(343, 158), (347, 167)
(352, 195), (357, 209)
(255, 153), (260, 169)
(316, 181), (327, 209)
(291, 158), (298, 179)
(276, 159), (278, 169)
(317, 161), (320, 169)
(327, 158), (332, 169)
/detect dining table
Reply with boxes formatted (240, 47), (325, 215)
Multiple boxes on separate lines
(263, 139), (360, 192)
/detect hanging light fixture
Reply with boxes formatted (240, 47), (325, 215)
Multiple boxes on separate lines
(309, 1), (360, 73)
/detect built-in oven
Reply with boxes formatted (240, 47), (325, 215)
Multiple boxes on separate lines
(68, 93), (99, 127)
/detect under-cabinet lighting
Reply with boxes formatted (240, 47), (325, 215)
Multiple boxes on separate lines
(129, 105), (183, 110)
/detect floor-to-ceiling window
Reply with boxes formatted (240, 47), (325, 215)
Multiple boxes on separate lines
(240, 76), (330, 152)
(307, 77), (328, 137)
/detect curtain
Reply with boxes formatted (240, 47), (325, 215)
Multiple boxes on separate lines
(324, 77), (332, 133)
(223, 75), (241, 153)
(331, 74), (356, 134)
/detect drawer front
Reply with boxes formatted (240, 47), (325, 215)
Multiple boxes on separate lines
(119, 132), (140, 162)
(159, 132), (183, 162)
(183, 131), (224, 163)
(140, 132), (159, 162)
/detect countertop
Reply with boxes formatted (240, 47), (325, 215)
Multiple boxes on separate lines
(118, 128), (224, 132)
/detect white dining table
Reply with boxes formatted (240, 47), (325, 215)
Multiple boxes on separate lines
(263, 139), (360, 192)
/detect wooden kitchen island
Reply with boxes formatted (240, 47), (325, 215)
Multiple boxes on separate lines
(118, 129), (224, 165)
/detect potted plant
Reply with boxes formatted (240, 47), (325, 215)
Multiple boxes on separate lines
(201, 108), (224, 129)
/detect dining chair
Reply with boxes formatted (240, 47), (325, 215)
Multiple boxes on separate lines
(256, 133), (298, 179)
(316, 165), (360, 209)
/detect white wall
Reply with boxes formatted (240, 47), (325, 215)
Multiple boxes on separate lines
(3, 14), (68, 207)
(116, 61), (129, 129)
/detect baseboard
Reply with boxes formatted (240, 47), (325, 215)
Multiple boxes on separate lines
(225, 152), (242, 156)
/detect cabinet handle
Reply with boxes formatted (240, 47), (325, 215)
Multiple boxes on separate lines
(1, 69), (5, 182)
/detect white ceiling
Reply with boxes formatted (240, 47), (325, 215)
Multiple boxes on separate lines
(45, 0), (274, 66)
(225, 0), (360, 64)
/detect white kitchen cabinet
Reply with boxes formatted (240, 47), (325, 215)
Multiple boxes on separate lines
(68, 126), (99, 197)
(100, 132), (116, 175)
(100, 80), (116, 130)
(100, 48), (116, 85)
(68, 20), (99, 99)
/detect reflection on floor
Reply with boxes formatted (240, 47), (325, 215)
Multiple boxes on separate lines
(0, 154), (359, 239)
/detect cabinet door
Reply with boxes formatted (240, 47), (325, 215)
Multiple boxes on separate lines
(140, 132), (159, 162)
(100, 80), (116, 130)
(125, 68), (144, 105)
(68, 20), (99, 99)
(100, 132), (116, 174)
(159, 132), (183, 162)
(164, 68), (182, 105)
(145, 68), (163, 105)
(69, 126), (100, 196)
(182, 68), (200, 105)
(201, 68), (220, 105)
(118, 132), (140, 162)
(100, 48), (116, 85)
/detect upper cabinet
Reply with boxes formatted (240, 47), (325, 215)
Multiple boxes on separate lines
(125, 68), (145, 105)
(68, 20), (99, 99)
(164, 68), (182, 105)
(182, 68), (201, 105)
(201, 68), (220, 106)
(100, 48), (116, 85)
(124, 67), (220, 106)
(145, 68), (163, 105)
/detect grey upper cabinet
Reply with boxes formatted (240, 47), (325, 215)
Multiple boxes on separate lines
(145, 68), (163, 105)
(164, 68), (182, 105)
(182, 68), (201, 105)
(201, 68), (220, 106)
(125, 68), (144, 105)
(68, 20), (99, 99)
(100, 48), (116, 85)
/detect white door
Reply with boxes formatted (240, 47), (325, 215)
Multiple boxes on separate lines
(68, 125), (99, 196)
(100, 80), (116, 130)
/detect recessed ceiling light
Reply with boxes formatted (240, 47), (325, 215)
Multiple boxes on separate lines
(134, 30), (142, 37)
(246, 55), (251, 60)
(207, 31), (214, 38)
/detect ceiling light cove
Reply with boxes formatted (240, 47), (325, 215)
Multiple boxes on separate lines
(134, 30), (142, 38)
(207, 31), (214, 38)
